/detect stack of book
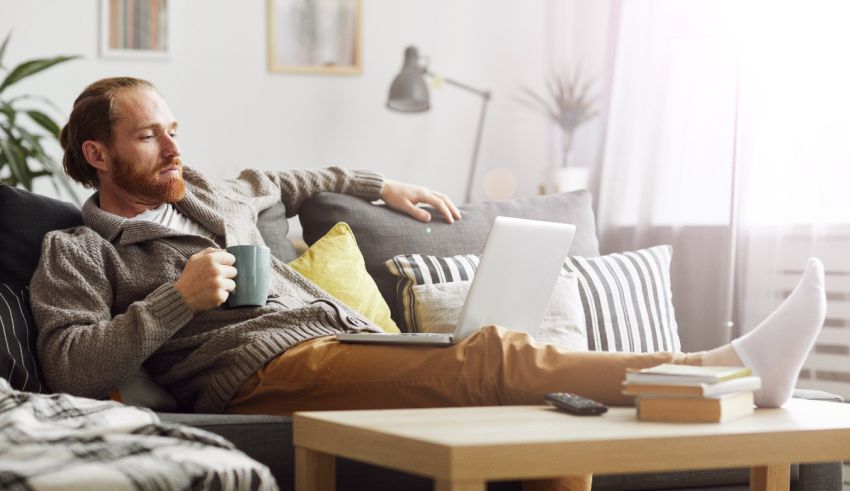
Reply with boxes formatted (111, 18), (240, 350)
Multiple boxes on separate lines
(623, 364), (761, 423)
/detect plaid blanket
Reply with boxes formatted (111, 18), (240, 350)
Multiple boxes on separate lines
(0, 378), (278, 490)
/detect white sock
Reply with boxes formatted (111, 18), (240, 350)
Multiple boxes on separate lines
(731, 258), (826, 407)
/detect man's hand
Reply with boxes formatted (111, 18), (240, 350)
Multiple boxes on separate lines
(174, 248), (237, 313)
(381, 179), (462, 224)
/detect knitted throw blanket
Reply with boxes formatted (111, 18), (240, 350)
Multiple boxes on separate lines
(0, 378), (277, 490)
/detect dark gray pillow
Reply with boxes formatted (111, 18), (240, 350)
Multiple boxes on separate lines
(298, 190), (599, 327)
(0, 283), (45, 393)
(257, 202), (299, 262)
(0, 186), (84, 289)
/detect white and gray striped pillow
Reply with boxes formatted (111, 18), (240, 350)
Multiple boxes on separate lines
(564, 245), (680, 353)
(385, 246), (680, 353)
(385, 254), (479, 332)
(0, 283), (44, 392)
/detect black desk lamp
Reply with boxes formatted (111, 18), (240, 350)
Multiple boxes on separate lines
(387, 46), (491, 203)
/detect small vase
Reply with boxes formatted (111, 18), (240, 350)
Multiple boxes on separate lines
(551, 166), (590, 193)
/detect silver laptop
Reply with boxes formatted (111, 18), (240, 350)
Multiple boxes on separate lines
(335, 216), (576, 346)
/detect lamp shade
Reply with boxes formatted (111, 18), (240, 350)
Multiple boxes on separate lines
(387, 46), (430, 112)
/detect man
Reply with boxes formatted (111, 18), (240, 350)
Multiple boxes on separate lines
(31, 77), (826, 421)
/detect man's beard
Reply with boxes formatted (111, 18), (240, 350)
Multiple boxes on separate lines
(111, 154), (185, 204)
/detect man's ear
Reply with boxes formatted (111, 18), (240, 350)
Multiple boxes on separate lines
(82, 140), (110, 172)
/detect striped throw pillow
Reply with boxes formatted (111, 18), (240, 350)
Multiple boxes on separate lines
(0, 283), (44, 392)
(385, 254), (479, 332)
(564, 245), (680, 353)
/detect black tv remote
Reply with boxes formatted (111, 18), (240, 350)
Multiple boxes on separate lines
(544, 392), (608, 416)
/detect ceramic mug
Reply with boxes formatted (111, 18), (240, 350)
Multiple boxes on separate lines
(226, 244), (271, 308)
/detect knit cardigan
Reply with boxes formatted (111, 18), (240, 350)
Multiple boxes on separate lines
(30, 166), (385, 413)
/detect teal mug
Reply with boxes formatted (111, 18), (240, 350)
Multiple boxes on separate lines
(226, 244), (271, 308)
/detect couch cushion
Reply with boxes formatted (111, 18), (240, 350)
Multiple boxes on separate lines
(0, 186), (83, 289)
(0, 283), (45, 392)
(298, 190), (599, 328)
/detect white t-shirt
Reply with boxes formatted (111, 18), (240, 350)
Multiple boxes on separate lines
(131, 203), (215, 239)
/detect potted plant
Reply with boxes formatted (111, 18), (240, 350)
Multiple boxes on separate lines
(517, 69), (598, 193)
(0, 32), (80, 203)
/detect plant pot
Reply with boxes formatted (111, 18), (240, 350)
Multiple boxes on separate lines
(551, 166), (590, 193)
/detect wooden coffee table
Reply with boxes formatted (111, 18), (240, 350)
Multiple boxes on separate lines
(293, 399), (850, 491)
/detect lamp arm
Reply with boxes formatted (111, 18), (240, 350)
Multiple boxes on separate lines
(421, 67), (491, 203)
(424, 69), (491, 100)
(463, 94), (490, 203)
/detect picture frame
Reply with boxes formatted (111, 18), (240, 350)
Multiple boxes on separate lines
(99, 0), (170, 60)
(267, 0), (362, 75)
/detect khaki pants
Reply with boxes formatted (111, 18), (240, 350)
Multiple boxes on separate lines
(226, 326), (702, 490)
(227, 325), (701, 415)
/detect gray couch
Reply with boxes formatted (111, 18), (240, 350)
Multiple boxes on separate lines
(0, 185), (842, 490)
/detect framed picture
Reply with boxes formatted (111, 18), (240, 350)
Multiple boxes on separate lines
(100, 0), (170, 60)
(267, 0), (362, 75)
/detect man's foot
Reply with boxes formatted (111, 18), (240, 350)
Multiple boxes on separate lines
(728, 258), (827, 407)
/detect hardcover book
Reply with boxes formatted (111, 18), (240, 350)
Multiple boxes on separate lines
(625, 364), (753, 385)
(636, 391), (755, 423)
(623, 375), (762, 397)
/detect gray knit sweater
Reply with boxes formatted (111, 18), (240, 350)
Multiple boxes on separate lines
(30, 166), (385, 413)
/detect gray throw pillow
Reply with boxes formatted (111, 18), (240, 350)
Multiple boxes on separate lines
(0, 186), (83, 289)
(298, 190), (600, 327)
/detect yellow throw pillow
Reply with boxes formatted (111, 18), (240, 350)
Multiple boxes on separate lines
(289, 222), (400, 333)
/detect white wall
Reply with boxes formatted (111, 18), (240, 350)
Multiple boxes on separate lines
(1, 0), (616, 205)
(544, 0), (612, 178)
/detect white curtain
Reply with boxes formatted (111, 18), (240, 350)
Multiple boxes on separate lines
(595, 0), (850, 363)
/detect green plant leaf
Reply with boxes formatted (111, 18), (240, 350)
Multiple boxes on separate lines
(18, 126), (52, 169)
(25, 110), (61, 138)
(15, 125), (40, 146)
(29, 169), (50, 178)
(9, 93), (63, 113)
(0, 43), (81, 203)
(0, 32), (11, 69)
(23, 142), (61, 197)
(0, 55), (80, 95)
(16, 125), (80, 203)
(0, 101), (16, 124)
(17, 127), (62, 198)
(0, 138), (32, 190)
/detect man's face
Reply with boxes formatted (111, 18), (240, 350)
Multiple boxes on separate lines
(104, 87), (184, 203)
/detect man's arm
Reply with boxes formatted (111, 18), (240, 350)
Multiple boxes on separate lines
(30, 231), (193, 399)
(232, 166), (382, 217)
(231, 167), (461, 223)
